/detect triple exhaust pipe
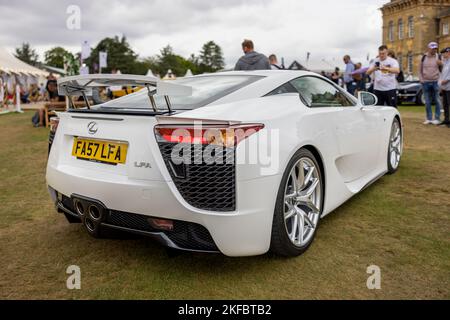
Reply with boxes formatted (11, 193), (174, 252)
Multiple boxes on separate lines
(73, 197), (105, 235)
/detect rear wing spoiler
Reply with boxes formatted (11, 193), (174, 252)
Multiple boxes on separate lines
(57, 74), (192, 113)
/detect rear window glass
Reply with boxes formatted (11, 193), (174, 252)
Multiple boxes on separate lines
(95, 75), (263, 111)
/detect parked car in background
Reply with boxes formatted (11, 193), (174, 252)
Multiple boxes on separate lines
(397, 80), (425, 105)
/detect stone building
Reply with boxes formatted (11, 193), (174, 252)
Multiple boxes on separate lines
(381, 0), (450, 78)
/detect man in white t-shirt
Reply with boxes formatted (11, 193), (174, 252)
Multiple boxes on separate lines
(367, 45), (400, 108)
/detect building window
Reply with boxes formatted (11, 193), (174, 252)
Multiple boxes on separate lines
(408, 16), (414, 38)
(398, 19), (404, 40)
(388, 21), (394, 42)
(407, 53), (413, 74)
(444, 23), (449, 36)
(398, 54), (403, 71)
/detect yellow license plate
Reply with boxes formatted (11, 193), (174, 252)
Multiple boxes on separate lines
(72, 138), (128, 164)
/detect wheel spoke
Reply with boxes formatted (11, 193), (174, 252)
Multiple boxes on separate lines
(393, 138), (400, 148)
(284, 199), (292, 211)
(391, 151), (397, 167)
(284, 208), (295, 220)
(285, 192), (296, 200)
(290, 215), (298, 242)
(297, 212), (304, 245)
(303, 214), (315, 229)
(303, 166), (315, 188)
(297, 207), (315, 229)
(301, 200), (320, 214)
(300, 178), (319, 198)
(289, 168), (299, 194)
(296, 161), (306, 189)
(296, 177), (320, 213)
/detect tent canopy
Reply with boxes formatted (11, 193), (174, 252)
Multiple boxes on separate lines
(0, 47), (47, 76)
(41, 64), (65, 76)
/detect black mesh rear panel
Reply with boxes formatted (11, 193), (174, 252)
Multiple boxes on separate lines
(158, 142), (236, 212)
(108, 210), (154, 232)
(107, 210), (218, 251)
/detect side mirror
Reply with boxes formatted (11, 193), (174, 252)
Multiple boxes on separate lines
(358, 91), (378, 107)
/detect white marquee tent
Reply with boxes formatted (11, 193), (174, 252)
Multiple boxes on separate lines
(146, 69), (156, 77)
(0, 48), (47, 76)
(1, 47), (48, 113)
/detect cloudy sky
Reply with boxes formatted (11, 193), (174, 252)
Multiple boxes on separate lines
(0, 0), (387, 69)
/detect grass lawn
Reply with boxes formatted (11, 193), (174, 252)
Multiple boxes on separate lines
(0, 107), (449, 299)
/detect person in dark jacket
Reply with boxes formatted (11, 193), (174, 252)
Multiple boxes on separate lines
(234, 39), (271, 71)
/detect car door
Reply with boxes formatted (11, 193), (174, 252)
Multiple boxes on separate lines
(290, 76), (382, 182)
(333, 97), (382, 182)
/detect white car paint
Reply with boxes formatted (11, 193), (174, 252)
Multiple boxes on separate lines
(46, 70), (401, 257)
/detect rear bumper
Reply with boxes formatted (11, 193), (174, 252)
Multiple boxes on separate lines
(46, 163), (281, 257)
(51, 189), (220, 253)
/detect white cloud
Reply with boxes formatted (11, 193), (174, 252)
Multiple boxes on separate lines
(0, 0), (387, 68)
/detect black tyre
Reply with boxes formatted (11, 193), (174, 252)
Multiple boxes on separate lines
(416, 91), (425, 106)
(270, 149), (324, 257)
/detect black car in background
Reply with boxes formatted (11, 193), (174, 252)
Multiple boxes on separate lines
(397, 80), (426, 105)
(397, 79), (441, 106)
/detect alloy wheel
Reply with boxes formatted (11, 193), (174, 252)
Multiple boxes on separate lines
(283, 157), (322, 247)
(389, 120), (402, 170)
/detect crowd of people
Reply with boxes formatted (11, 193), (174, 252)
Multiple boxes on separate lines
(0, 72), (61, 107)
(5, 39), (449, 129)
(233, 39), (450, 128)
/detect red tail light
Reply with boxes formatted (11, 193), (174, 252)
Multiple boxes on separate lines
(155, 124), (264, 147)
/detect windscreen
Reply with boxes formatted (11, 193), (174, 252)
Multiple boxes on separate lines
(95, 75), (263, 111)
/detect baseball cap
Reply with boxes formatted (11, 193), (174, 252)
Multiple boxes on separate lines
(428, 42), (439, 49)
(441, 47), (450, 53)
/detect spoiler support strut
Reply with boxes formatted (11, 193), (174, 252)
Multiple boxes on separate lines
(146, 85), (159, 112)
(58, 74), (190, 114)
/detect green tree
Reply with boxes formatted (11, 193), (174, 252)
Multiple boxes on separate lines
(155, 45), (197, 77)
(199, 41), (224, 73)
(87, 35), (138, 73)
(139, 56), (163, 76)
(44, 47), (73, 69)
(64, 53), (80, 76)
(15, 42), (39, 66)
(188, 54), (200, 74)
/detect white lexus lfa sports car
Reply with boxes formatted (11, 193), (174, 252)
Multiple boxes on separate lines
(46, 71), (403, 257)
